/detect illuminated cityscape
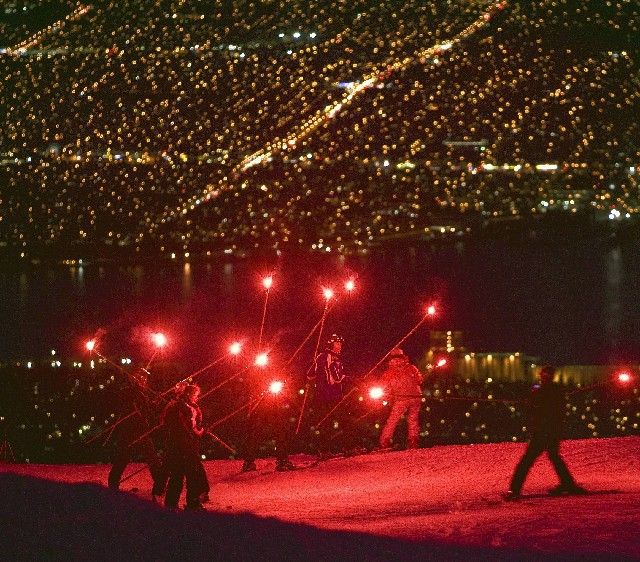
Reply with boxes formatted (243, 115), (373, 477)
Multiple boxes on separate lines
(1, 0), (638, 260)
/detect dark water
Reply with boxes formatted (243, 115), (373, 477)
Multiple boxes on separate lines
(1, 225), (639, 368)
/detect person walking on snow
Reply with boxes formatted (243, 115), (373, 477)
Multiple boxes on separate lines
(378, 348), (424, 450)
(505, 365), (586, 500)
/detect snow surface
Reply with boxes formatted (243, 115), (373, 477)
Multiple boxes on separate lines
(1, 437), (639, 560)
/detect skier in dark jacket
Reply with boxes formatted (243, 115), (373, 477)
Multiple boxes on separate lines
(307, 334), (353, 457)
(506, 365), (586, 500)
(310, 334), (346, 403)
(107, 368), (165, 499)
(162, 383), (209, 509)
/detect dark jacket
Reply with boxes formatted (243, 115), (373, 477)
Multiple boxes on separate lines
(161, 398), (202, 456)
(111, 379), (156, 446)
(309, 350), (345, 402)
(528, 381), (566, 439)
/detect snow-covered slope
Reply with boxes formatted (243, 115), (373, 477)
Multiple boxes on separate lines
(2, 437), (639, 560)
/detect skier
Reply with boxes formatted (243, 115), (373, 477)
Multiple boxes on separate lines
(505, 365), (586, 500)
(239, 372), (296, 473)
(307, 334), (355, 458)
(378, 348), (424, 450)
(162, 383), (210, 510)
(107, 367), (165, 500)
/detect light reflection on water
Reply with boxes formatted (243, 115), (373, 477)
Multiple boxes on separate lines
(1, 231), (639, 366)
(604, 247), (622, 352)
(182, 262), (192, 300)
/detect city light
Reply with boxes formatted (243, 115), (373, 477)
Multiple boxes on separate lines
(1, 0), (636, 259)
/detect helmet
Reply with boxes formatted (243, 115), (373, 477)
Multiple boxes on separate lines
(326, 334), (344, 346)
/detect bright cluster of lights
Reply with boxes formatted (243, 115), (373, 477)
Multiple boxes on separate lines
(617, 371), (632, 384)
(369, 386), (384, 400)
(2, 0), (639, 258)
(323, 287), (334, 301)
(4, 5), (91, 54)
(163, 1), (509, 227)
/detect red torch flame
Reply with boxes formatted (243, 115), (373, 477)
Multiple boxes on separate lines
(255, 353), (268, 367)
(617, 371), (632, 384)
(269, 380), (284, 394)
(152, 332), (167, 348)
(369, 386), (384, 400)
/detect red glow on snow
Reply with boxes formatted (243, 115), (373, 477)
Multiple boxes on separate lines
(229, 341), (242, 356)
(151, 332), (167, 348)
(268, 380), (284, 394)
(369, 386), (384, 400)
(85, 340), (96, 352)
(255, 353), (269, 367)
